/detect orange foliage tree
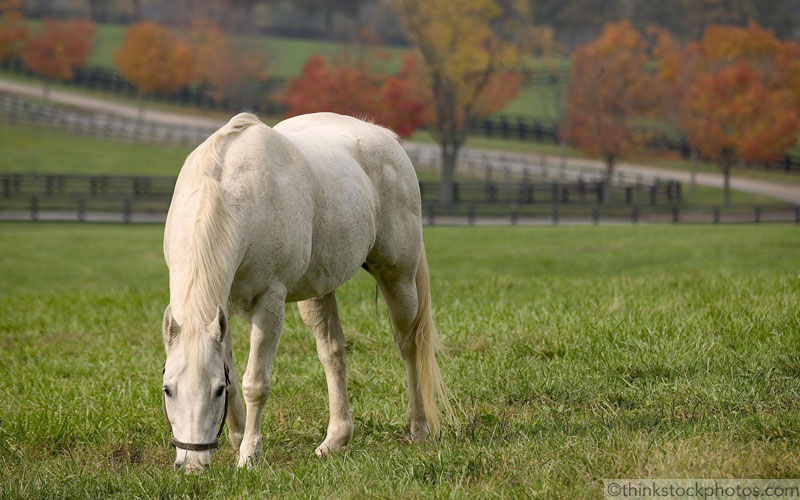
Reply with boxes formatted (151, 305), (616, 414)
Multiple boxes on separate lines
(22, 19), (94, 99)
(566, 21), (659, 200)
(114, 21), (194, 118)
(285, 53), (432, 139)
(655, 21), (800, 205)
(0, 0), (29, 63)
(189, 20), (267, 111)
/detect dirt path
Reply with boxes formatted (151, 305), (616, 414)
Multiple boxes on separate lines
(3, 77), (799, 204)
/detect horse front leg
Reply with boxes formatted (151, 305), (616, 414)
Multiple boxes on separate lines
(298, 292), (353, 456)
(238, 293), (284, 468)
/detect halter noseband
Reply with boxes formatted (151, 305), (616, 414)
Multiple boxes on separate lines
(161, 363), (231, 452)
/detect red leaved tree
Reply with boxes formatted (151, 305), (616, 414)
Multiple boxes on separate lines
(662, 22), (800, 205)
(285, 52), (432, 139)
(189, 20), (267, 111)
(22, 19), (94, 100)
(114, 21), (194, 119)
(565, 21), (660, 202)
(0, 0), (29, 63)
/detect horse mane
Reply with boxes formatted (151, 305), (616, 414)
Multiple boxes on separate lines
(173, 113), (262, 348)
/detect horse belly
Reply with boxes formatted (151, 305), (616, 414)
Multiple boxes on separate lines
(285, 175), (376, 302)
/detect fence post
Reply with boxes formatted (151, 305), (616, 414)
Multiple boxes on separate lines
(592, 204), (599, 225)
(714, 207), (720, 224)
(78, 198), (86, 222)
(672, 205), (679, 224)
(631, 205), (639, 224)
(511, 202), (518, 225)
(795, 206), (800, 224)
(468, 204), (476, 225)
(123, 200), (132, 223)
(754, 206), (760, 224)
(427, 203), (435, 226)
(552, 191), (559, 226)
(30, 196), (38, 222)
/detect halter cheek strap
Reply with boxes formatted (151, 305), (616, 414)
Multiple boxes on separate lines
(161, 363), (231, 452)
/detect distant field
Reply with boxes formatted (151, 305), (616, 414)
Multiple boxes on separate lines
(0, 124), (788, 206)
(27, 20), (409, 79)
(0, 223), (798, 499)
(0, 124), (190, 176)
(19, 20), (565, 120)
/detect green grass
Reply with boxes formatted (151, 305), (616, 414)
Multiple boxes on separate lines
(0, 124), (191, 176)
(0, 223), (799, 498)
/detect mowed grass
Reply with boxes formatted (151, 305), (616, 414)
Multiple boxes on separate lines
(0, 124), (191, 176)
(0, 223), (799, 498)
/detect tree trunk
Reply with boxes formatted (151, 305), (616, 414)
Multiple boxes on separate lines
(603, 156), (615, 205)
(439, 143), (459, 208)
(324, 8), (335, 39)
(722, 161), (731, 206)
(131, 0), (142, 21)
(689, 148), (698, 195)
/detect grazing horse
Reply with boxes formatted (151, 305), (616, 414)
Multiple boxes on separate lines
(161, 112), (450, 471)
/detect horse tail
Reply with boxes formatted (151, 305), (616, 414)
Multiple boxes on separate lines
(411, 245), (453, 432)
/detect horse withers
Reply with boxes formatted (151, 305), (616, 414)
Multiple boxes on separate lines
(160, 112), (450, 471)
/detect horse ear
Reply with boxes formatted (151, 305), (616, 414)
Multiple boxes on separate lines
(162, 305), (180, 348)
(209, 305), (228, 343)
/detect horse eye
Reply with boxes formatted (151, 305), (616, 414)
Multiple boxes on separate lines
(163, 387), (172, 398)
(215, 386), (225, 398)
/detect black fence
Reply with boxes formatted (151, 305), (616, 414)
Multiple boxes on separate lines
(0, 173), (679, 210)
(420, 179), (682, 207)
(3, 172), (795, 226)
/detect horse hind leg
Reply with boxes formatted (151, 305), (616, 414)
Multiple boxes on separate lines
(371, 248), (449, 441)
(298, 292), (354, 455)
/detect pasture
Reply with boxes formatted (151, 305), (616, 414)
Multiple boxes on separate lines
(1, 223), (798, 498)
(0, 124), (784, 207)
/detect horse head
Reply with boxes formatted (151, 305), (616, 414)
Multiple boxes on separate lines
(161, 305), (230, 472)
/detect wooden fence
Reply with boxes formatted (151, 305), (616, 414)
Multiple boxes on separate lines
(3, 172), (796, 226)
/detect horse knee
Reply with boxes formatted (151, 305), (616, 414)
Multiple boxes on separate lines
(242, 378), (270, 404)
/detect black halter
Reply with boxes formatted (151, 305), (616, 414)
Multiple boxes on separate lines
(161, 363), (231, 451)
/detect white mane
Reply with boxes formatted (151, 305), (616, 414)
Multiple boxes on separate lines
(171, 113), (261, 342)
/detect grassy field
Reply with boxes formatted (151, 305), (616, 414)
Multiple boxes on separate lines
(0, 223), (798, 498)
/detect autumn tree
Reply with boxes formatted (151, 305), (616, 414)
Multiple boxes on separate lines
(22, 19), (94, 100)
(0, 0), (29, 63)
(565, 21), (659, 201)
(114, 21), (194, 119)
(395, 0), (526, 206)
(188, 20), (267, 111)
(284, 52), (432, 138)
(678, 22), (800, 205)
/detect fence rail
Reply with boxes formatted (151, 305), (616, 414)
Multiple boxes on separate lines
(0, 173), (681, 211)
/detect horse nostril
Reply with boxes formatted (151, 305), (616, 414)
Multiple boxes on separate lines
(203, 463), (210, 470)
(173, 462), (183, 471)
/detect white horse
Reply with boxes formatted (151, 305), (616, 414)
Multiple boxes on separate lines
(161, 112), (450, 471)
